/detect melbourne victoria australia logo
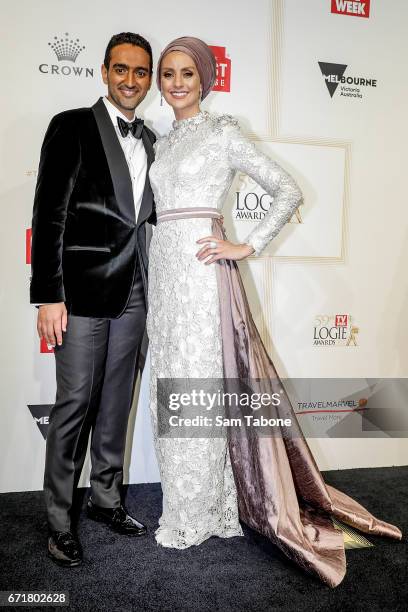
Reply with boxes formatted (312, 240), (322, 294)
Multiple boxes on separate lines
(27, 405), (53, 440)
(39, 32), (94, 78)
(233, 173), (302, 225)
(318, 62), (377, 99)
(331, 0), (370, 18)
(313, 314), (359, 347)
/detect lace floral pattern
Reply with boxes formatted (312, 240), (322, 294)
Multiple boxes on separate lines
(147, 112), (303, 548)
(147, 216), (242, 548)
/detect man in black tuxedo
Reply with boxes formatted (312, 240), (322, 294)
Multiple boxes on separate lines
(30, 32), (156, 566)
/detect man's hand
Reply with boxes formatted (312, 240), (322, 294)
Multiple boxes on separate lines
(37, 303), (67, 347)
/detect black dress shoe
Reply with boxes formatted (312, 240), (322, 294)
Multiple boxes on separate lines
(86, 499), (147, 536)
(48, 531), (82, 567)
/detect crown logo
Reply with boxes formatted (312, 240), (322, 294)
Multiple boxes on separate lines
(48, 33), (85, 62)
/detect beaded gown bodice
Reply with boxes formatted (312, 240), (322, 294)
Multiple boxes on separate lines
(149, 110), (302, 256)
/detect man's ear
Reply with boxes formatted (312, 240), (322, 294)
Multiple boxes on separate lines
(101, 63), (108, 85)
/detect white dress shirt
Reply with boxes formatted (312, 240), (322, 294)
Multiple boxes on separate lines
(102, 96), (147, 222)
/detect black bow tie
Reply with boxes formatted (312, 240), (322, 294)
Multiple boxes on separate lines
(117, 116), (144, 139)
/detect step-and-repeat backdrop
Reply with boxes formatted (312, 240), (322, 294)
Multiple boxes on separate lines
(1, 0), (407, 492)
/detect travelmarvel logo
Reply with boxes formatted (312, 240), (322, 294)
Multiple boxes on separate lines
(331, 0), (370, 18)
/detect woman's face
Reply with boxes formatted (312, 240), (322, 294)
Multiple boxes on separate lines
(160, 51), (202, 119)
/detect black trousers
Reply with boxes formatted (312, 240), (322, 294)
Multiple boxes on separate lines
(44, 264), (146, 532)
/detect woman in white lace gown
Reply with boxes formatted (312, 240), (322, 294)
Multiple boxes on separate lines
(146, 37), (401, 585)
(146, 37), (302, 549)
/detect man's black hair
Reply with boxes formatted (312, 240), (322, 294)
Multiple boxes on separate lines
(104, 32), (153, 73)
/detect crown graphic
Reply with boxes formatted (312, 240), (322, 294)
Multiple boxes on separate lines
(48, 33), (85, 62)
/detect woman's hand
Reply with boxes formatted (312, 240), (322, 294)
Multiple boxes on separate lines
(196, 236), (255, 264)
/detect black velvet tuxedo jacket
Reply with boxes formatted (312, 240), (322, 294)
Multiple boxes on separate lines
(30, 97), (156, 318)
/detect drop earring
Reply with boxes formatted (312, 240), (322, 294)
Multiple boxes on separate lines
(160, 91), (163, 106)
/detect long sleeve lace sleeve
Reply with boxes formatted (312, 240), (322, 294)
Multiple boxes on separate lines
(223, 117), (303, 256)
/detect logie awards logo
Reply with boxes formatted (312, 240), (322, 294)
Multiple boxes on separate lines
(313, 314), (359, 347)
(233, 173), (302, 225)
(39, 32), (94, 78)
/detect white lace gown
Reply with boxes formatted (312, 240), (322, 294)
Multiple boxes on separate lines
(146, 111), (303, 548)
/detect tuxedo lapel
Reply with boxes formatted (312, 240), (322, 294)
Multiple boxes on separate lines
(136, 128), (155, 227)
(92, 97), (135, 223)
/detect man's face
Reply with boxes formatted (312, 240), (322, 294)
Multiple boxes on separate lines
(102, 43), (152, 119)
